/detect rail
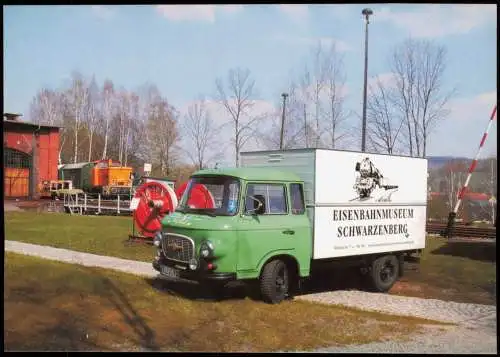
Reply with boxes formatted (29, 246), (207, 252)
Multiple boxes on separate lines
(426, 222), (496, 239)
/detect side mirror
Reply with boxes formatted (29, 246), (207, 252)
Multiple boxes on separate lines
(244, 195), (263, 215)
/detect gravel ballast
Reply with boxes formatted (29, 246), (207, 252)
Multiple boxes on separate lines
(5, 240), (497, 353)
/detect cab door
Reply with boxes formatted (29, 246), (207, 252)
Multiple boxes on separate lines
(236, 182), (299, 275)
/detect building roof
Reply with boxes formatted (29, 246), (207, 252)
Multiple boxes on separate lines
(192, 167), (302, 182)
(60, 162), (94, 170)
(3, 116), (61, 130)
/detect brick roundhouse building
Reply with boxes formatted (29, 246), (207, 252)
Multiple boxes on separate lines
(3, 113), (61, 199)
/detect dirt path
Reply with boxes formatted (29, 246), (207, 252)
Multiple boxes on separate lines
(5, 240), (497, 353)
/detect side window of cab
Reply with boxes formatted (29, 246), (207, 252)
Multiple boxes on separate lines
(245, 183), (288, 215)
(290, 183), (305, 215)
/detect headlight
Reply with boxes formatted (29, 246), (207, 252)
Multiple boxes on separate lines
(200, 240), (215, 258)
(189, 258), (198, 270)
(153, 232), (162, 247)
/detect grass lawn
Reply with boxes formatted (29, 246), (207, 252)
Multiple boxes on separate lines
(5, 211), (496, 306)
(5, 211), (153, 262)
(391, 237), (496, 305)
(4, 253), (446, 352)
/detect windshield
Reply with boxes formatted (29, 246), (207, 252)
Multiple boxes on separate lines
(177, 176), (240, 216)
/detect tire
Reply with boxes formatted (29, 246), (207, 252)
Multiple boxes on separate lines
(260, 259), (289, 304)
(366, 254), (400, 292)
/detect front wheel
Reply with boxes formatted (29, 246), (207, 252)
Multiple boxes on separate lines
(366, 254), (400, 292)
(260, 260), (289, 304)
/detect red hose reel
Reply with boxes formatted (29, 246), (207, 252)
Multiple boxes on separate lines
(131, 180), (215, 239)
(132, 181), (178, 238)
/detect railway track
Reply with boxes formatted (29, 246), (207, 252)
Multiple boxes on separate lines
(426, 223), (496, 239)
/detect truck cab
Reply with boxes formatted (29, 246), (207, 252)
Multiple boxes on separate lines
(152, 167), (312, 303)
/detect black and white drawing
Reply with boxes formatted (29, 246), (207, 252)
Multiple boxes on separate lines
(350, 157), (399, 202)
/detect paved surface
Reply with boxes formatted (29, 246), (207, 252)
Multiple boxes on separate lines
(4, 202), (22, 212)
(297, 291), (497, 354)
(297, 291), (497, 329)
(5, 240), (497, 354)
(5, 240), (156, 278)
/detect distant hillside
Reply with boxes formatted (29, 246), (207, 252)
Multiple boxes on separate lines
(427, 156), (470, 170)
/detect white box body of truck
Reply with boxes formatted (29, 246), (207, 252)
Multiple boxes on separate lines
(240, 149), (428, 259)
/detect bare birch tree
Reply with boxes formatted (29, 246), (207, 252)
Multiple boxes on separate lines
(391, 38), (453, 157)
(215, 68), (261, 167)
(147, 99), (179, 176)
(85, 76), (100, 161)
(124, 92), (139, 166)
(116, 89), (130, 163)
(29, 88), (63, 126)
(29, 88), (66, 163)
(65, 72), (89, 163)
(101, 79), (115, 160)
(135, 83), (162, 164)
(183, 98), (220, 169)
(322, 43), (348, 149)
(366, 78), (405, 154)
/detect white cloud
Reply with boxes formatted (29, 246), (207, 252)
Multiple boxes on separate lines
(375, 4), (496, 38)
(367, 72), (398, 90)
(91, 5), (115, 20)
(445, 91), (497, 122)
(428, 91), (497, 156)
(156, 5), (244, 23)
(302, 37), (352, 52)
(278, 4), (310, 23)
(273, 35), (352, 52)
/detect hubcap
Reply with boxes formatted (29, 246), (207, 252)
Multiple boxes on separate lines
(276, 266), (288, 293)
(380, 260), (395, 283)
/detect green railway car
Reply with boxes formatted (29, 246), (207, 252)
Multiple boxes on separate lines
(58, 162), (95, 192)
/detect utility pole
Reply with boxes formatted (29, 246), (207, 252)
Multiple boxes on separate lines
(361, 8), (373, 152)
(280, 93), (288, 150)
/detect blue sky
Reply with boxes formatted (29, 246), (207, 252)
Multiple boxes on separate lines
(4, 4), (498, 162)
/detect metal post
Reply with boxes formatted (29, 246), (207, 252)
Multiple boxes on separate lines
(279, 93), (288, 150)
(84, 193), (87, 212)
(117, 194), (121, 214)
(361, 8), (373, 152)
(98, 193), (101, 214)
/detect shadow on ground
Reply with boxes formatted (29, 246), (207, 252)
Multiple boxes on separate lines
(86, 268), (160, 351)
(146, 258), (420, 303)
(5, 267), (160, 352)
(431, 240), (496, 263)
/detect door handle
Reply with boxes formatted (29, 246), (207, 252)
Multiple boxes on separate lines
(282, 229), (295, 235)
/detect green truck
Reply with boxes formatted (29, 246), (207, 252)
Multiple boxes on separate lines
(153, 149), (428, 304)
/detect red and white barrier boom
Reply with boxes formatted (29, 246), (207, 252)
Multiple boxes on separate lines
(445, 104), (497, 238)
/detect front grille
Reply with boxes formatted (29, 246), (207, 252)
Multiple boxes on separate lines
(162, 234), (194, 263)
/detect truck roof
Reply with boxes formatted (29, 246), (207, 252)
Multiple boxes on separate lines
(192, 167), (302, 182)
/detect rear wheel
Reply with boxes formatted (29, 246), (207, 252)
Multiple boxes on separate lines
(260, 260), (289, 304)
(366, 254), (399, 292)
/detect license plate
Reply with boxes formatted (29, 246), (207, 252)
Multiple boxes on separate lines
(161, 265), (180, 279)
